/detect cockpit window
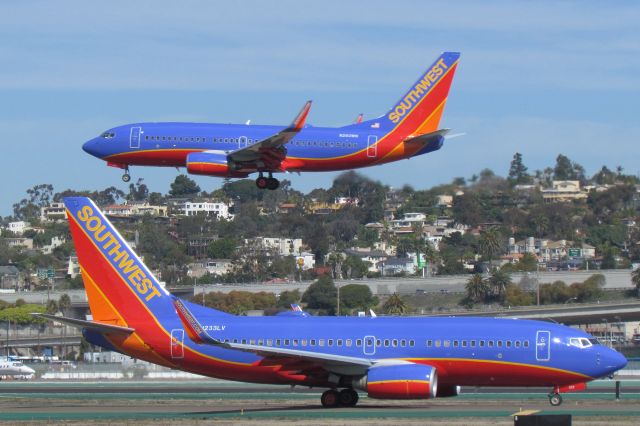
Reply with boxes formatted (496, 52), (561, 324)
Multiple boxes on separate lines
(569, 337), (594, 348)
(101, 132), (116, 139)
(588, 338), (600, 345)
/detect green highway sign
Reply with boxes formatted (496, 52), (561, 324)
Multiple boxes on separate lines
(568, 248), (581, 257)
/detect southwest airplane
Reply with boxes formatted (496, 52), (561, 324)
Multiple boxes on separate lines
(34, 197), (627, 407)
(82, 52), (460, 190)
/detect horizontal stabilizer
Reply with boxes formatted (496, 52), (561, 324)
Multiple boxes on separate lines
(31, 313), (135, 335)
(404, 129), (450, 145)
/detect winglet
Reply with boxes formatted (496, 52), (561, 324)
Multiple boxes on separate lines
(354, 114), (364, 124)
(289, 100), (312, 131)
(173, 298), (219, 345)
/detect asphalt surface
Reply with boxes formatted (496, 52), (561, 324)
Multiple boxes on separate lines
(0, 380), (638, 422)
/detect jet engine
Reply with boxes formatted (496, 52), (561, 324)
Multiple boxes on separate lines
(352, 364), (437, 399)
(186, 151), (235, 177)
(436, 384), (461, 397)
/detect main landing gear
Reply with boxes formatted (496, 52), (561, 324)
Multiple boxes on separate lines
(320, 388), (359, 408)
(548, 392), (563, 406)
(255, 173), (279, 190)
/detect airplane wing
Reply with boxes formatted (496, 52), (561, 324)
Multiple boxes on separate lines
(173, 298), (372, 374)
(228, 100), (312, 167)
(32, 313), (135, 335)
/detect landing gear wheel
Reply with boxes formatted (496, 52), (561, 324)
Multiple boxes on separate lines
(549, 393), (563, 406)
(122, 172), (131, 183)
(266, 177), (280, 190)
(255, 176), (268, 189)
(321, 389), (340, 408)
(338, 388), (359, 407)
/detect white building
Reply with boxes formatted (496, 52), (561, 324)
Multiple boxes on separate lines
(182, 201), (233, 220)
(67, 256), (80, 278)
(41, 236), (66, 255)
(295, 252), (316, 270)
(5, 221), (29, 236)
(541, 181), (587, 202)
(40, 203), (67, 222)
(247, 237), (303, 256)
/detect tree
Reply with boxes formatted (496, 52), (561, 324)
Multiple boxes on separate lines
(465, 274), (490, 303)
(489, 269), (512, 302)
(632, 268), (640, 297)
(507, 153), (531, 186)
(382, 293), (408, 315)
(302, 275), (337, 315)
(479, 227), (502, 265)
(127, 178), (149, 202)
(58, 293), (71, 316)
(553, 154), (586, 183)
(169, 175), (200, 197)
(277, 289), (301, 309)
(339, 284), (378, 314)
(207, 238), (237, 259)
(341, 255), (370, 279)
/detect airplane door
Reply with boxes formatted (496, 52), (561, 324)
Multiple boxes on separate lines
(536, 330), (550, 361)
(363, 335), (376, 356)
(170, 329), (184, 359)
(130, 126), (141, 149)
(367, 135), (378, 158)
(238, 136), (248, 149)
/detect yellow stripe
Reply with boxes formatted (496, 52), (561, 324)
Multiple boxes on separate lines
(369, 379), (430, 385)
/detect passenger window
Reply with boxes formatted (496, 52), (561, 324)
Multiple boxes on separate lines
(524, 340), (529, 348)
(346, 339), (352, 347)
(409, 340), (415, 347)
(233, 339), (238, 343)
(488, 341), (494, 348)
(328, 339), (333, 346)
(461, 341), (467, 348)
(293, 339), (299, 346)
(284, 339), (290, 346)
(242, 339), (247, 344)
(515, 341), (521, 348)
(250, 339), (256, 345)
(267, 339), (273, 346)
(392, 339), (398, 347)
(337, 339), (343, 347)
(506, 341), (512, 348)
(384, 339), (390, 347)
(356, 339), (362, 347)
(479, 340), (485, 347)
(376, 339), (381, 347)
(310, 339), (316, 346)
(427, 340), (433, 347)
(470, 340), (476, 347)
(400, 339), (406, 347)
(453, 340), (459, 347)
(497, 341), (503, 348)
(258, 339), (263, 345)
(276, 339), (281, 346)
(318, 339), (325, 347)
(444, 340), (450, 348)
(301, 339), (307, 346)
(435, 340), (441, 348)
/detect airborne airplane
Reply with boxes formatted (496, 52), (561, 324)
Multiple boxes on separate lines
(36, 197), (627, 407)
(82, 52), (460, 190)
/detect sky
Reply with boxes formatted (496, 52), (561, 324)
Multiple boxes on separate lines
(1, 0), (640, 216)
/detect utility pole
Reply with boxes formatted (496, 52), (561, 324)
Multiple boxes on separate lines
(336, 283), (340, 316)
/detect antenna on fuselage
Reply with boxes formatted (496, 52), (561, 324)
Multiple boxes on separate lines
(245, 120), (251, 125)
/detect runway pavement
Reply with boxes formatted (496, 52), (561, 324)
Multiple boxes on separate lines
(0, 380), (638, 423)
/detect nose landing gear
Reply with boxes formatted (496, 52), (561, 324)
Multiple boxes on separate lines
(548, 392), (563, 406)
(121, 167), (131, 183)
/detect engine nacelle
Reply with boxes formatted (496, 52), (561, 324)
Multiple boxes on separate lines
(436, 384), (461, 398)
(353, 364), (437, 399)
(186, 151), (233, 177)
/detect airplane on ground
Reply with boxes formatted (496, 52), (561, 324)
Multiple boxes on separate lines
(82, 52), (460, 190)
(34, 197), (627, 407)
(0, 358), (35, 379)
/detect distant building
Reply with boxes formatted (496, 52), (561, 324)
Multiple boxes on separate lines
(436, 195), (453, 208)
(344, 248), (388, 273)
(246, 237), (303, 256)
(295, 252), (316, 270)
(104, 203), (168, 218)
(40, 203), (67, 222)
(508, 237), (595, 261)
(188, 259), (233, 277)
(181, 201), (233, 220)
(0, 265), (21, 290)
(379, 257), (416, 276)
(67, 256), (80, 278)
(41, 236), (66, 255)
(541, 181), (587, 202)
(4, 238), (33, 250)
(5, 221), (29, 236)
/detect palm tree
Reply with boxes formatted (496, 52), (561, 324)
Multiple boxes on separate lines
(489, 269), (512, 302)
(466, 274), (490, 303)
(383, 293), (408, 315)
(479, 227), (502, 268)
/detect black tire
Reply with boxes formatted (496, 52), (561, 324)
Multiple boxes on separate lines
(255, 176), (268, 189)
(338, 388), (359, 407)
(266, 177), (280, 190)
(321, 389), (340, 408)
(549, 393), (563, 406)
(122, 174), (131, 182)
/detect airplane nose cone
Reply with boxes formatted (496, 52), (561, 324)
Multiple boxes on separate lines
(612, 351), (628, 371)
(82, 138), (101, 157)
